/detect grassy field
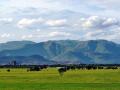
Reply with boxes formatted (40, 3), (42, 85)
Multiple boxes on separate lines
(0, 68), (120, 90)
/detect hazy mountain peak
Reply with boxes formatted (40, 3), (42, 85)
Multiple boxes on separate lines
(0, 40), (120, 64)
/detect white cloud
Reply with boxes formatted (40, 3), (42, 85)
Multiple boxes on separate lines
(3, 0), (68, 12)
(21, 34), (33, 39)
(0, 18), (13, 23)
(0, 33), (10, 38)
(48, 31), (71, 37)
(17, 18), (67, 29)
(81, 27), (120, 42)
(1, 0), (120, 43)
(102, 18), (118, 27)
(81, 16), (119, 29)
(45, 19), (67, 27)
(36, 29), (42, 32)
(82, 30), (103, 40)
(17, 18), (44, 28)
(20, 31), (71, 41)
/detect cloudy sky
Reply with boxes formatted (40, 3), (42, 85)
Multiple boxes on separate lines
(0, 0), (120, 43)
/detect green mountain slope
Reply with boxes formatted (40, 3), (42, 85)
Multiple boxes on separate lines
(0, 41), (35, 51)
(0, 40), (120, 64)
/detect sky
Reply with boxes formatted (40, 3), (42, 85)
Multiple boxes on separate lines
(0, 0), (120, 43)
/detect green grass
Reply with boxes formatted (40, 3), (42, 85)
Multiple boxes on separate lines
(0, 68), (120, 90)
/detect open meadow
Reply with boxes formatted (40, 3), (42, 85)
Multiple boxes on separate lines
(0, 68), (120, 90)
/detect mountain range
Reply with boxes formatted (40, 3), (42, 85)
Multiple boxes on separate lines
(0, 40), (120, 65)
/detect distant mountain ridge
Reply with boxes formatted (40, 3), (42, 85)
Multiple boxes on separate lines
(0, 40), (120, 64)
(0, 41), (35, 51)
